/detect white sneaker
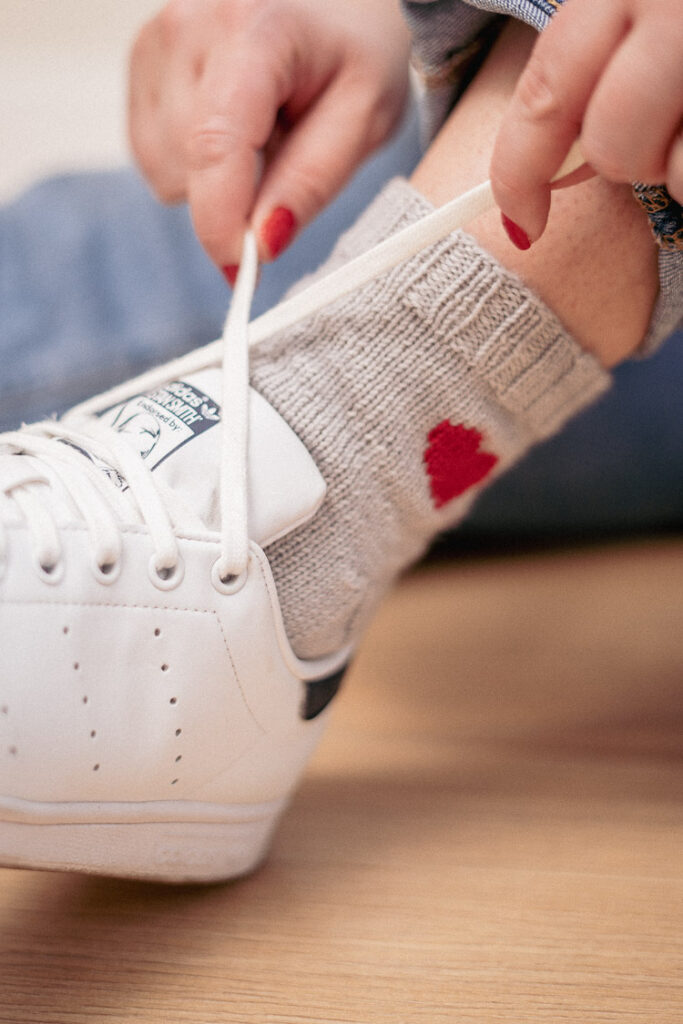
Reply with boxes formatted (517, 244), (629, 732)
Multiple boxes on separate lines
(0, 243), (352, 882)
(0, 179), (507, 882)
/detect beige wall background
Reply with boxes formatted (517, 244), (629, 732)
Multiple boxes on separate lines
(0, 0), (162, 199)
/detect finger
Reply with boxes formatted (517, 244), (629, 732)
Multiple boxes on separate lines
(128, 21), (190, 203)
(252, 74), (401, 261)
(152, 60), (200, 203)
(135, 84), (195, 205)
(490, 0), (628, 242)
(186, 48), (285, 268)
(581, 16), (683, 186)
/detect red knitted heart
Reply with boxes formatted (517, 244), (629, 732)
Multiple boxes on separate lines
(424, 420), (498, 509)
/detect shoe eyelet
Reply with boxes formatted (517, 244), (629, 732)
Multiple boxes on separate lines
(35, 556), (65, 586)
(148, 553), (185, 591)
(211, 557), (249, 596)
(92, 557), (121, 586)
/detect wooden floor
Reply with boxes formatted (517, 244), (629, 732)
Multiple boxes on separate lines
(1, 538), (682, 1023)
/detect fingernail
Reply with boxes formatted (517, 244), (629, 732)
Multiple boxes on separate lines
(501, 213), (531, 251)
(261, 207), (297, 259)
(222, 264), (239, 287)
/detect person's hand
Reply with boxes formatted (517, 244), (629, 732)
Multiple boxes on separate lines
(490, 0), (683, 248)
(129, 0), (411, 274)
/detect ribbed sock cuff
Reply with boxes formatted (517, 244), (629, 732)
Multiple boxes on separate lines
(340, 177), (612, 441)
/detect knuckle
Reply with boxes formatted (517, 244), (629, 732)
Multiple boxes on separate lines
(516, 55), (563, 123)
(187, 116), (240, 170)
(286, 162), (329, 214)
(490, 157), (533, 206)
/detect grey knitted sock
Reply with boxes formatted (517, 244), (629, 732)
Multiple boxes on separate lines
(251, 178), (610, 659)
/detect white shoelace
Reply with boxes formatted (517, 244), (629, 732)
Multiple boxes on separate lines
(0, 147), (583, 585)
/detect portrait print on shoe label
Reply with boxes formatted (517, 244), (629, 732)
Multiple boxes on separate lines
(99, 380), (221, 477)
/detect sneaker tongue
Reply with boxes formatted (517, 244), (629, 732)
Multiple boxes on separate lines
(92, 367), (325, 544)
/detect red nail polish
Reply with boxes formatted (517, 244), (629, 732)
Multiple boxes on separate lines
(261, 207), (297, 258)
(222, 264), (239, 287)
(501, 213), (531, 251)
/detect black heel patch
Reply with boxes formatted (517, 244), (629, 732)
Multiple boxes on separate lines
(302, 665), (347, 721)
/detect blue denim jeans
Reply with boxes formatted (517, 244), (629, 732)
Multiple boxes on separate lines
(1, 107), (681, 541)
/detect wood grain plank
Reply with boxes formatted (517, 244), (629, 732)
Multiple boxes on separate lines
(1, 539), (681, 1023)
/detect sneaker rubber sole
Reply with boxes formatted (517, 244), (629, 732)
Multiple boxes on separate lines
(0, 795), (287, 883)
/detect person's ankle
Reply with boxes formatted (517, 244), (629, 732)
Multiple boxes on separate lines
(471, 180), (658, 370)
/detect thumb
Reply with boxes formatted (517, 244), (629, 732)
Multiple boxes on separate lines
(186, 46), (285, 272)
